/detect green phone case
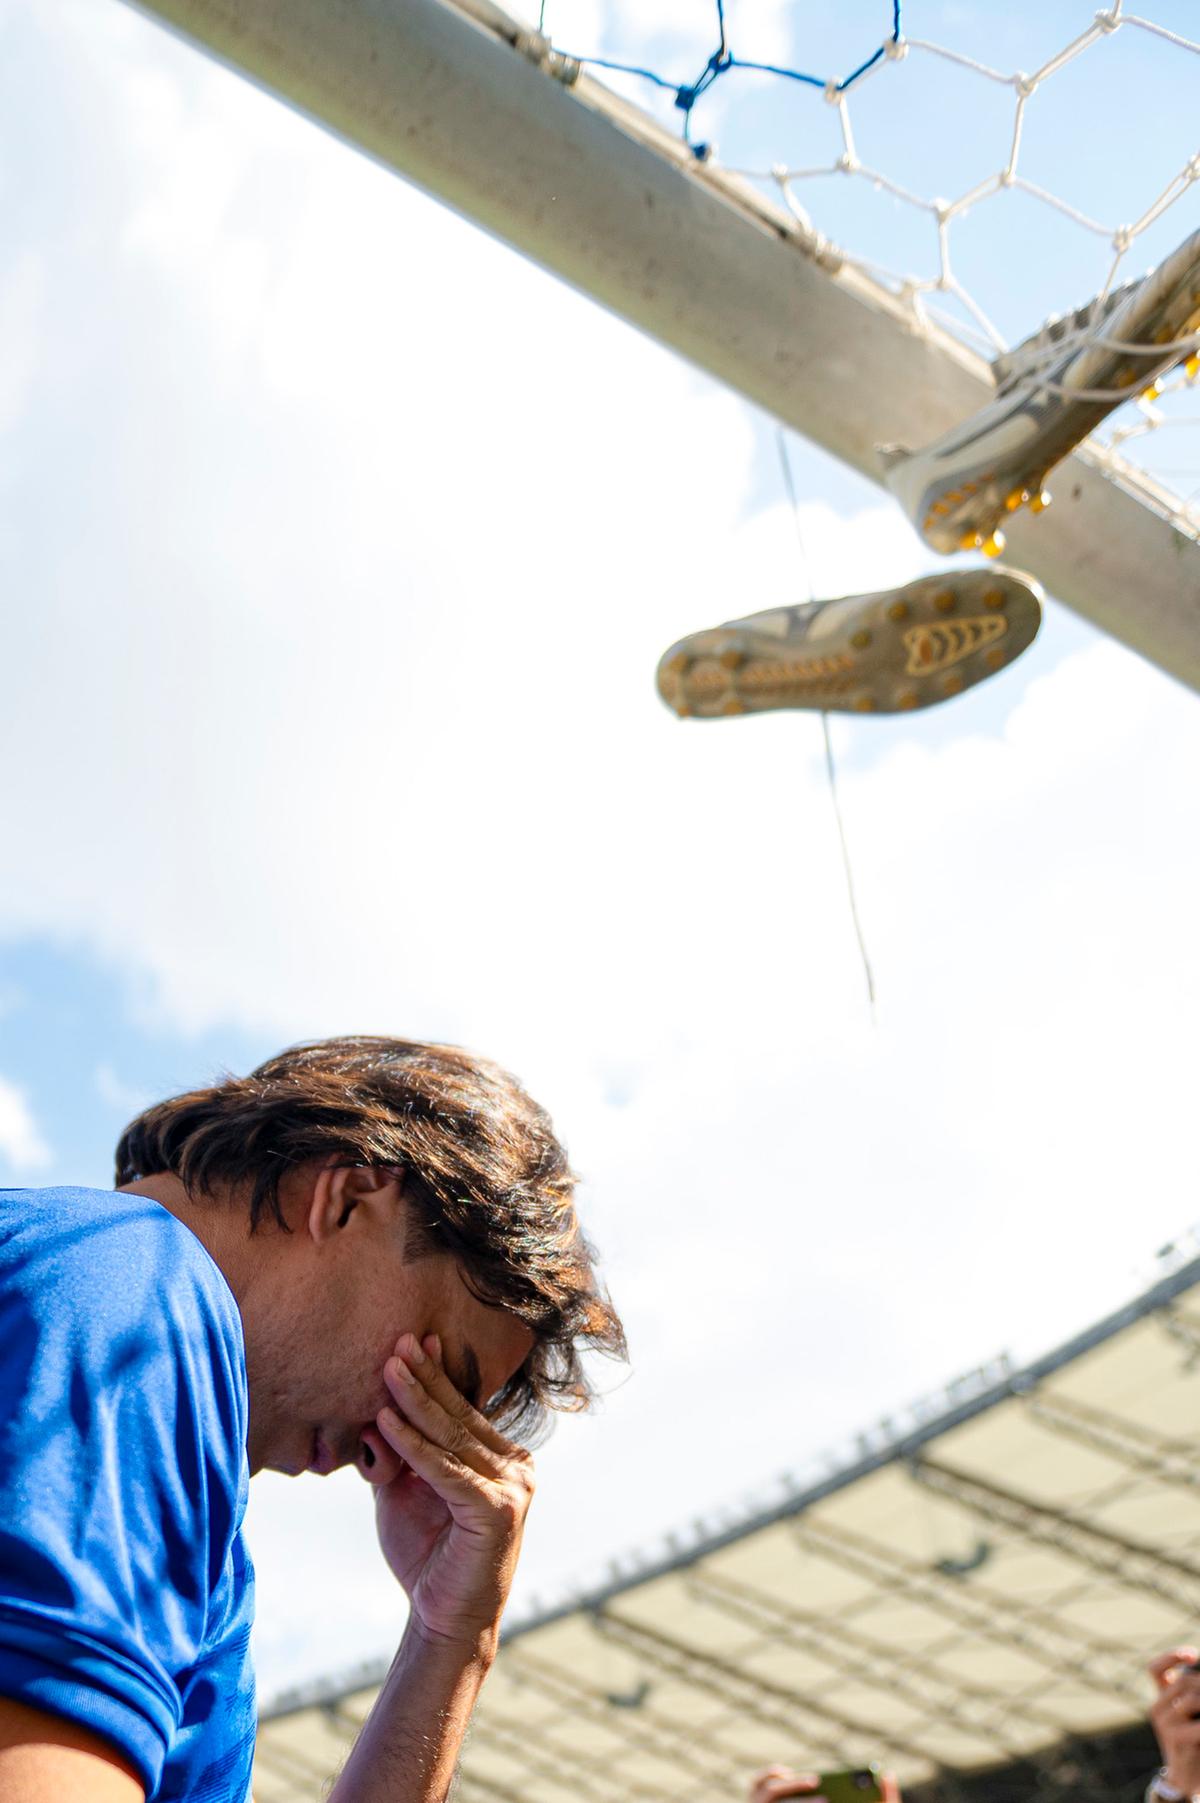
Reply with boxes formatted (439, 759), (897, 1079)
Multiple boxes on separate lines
(816, 1772), (885, 1803)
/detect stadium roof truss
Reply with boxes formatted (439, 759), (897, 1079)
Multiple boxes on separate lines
(255, 1249), (1200, 1801)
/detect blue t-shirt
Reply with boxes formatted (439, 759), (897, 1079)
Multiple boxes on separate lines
(0, 1186), (256, 1801)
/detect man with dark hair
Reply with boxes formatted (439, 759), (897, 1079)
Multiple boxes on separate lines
(0, 1035), (625, 1802)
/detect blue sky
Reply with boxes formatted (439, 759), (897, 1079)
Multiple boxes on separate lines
(1, 0), (1199, 1697)
(0, 937), (270, 1187)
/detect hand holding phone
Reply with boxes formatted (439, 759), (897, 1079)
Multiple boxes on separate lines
(748, 1768), (898, 1803)
(1148, 1648), (1200, 1798)
(815, 1773), (889, 1803)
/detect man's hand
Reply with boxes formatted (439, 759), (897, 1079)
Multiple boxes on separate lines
(1150, 1648), (1200, 1799)
(747, 1770), (901, 1803)
(749, 1769), (826, 1803)
(365, 1332), (534, 1649)
(328, 1335), (534, 1800)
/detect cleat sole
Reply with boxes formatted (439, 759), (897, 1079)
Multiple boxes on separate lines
(656, 567), (1042, 719)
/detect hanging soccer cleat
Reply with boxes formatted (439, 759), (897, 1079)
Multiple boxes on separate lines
(656, 567), (1043, 719)
(879, 225), (1200, 555)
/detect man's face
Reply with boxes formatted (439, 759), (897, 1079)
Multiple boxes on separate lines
(241, 1165), (535, 1478)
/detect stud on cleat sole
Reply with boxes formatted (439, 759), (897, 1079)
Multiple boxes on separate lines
(850, 628), (871, 649)
(933, 590), (957, 614)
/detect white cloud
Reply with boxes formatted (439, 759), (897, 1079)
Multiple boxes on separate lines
(0, 1077), (51, 1172)
(0, 251), (43, 436)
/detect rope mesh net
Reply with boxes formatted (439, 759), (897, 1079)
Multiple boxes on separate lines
(538, 1), (1200, 523)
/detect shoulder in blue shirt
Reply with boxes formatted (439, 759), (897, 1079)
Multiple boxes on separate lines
(0, 1185), (256, 1802)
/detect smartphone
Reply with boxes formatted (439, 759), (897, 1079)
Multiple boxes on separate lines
(814, 1774), (886, 1803)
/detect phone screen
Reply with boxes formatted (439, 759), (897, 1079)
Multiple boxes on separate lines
(816, 1772), (885, 1803)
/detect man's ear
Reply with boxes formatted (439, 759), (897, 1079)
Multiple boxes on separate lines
(306, 1162), (405, 1244)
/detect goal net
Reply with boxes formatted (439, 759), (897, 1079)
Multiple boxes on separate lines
(541, 1), (1200, 531)
(129, 0), (1200, 689)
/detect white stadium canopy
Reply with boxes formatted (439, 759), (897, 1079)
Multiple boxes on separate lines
(254, 1247), (1200, 1801)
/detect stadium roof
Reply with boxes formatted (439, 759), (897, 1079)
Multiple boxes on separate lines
(255, 1245), (1200, 1801)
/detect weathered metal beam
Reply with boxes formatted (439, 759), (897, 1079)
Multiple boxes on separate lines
(127, 0), (1200, 690)
(593, 1605), (934, 1770)
(689, 1566), (1071, 1754)
(456, 1771), (530, 1803)
(500, 1646), (745, 1790)
(911, 1455), (1200, 1612)
(790, 1516), (1143, 1705)
(1023, 1389), (1200, 1491)
(469, 1708), (673, 1803)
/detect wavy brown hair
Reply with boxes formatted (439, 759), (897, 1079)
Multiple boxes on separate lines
(114, 1035), (625, 1440)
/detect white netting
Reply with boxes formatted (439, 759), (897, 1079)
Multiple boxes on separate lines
(540, 1), (1200, 518)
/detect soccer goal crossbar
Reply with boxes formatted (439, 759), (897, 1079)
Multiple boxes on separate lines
(132, 0), (1200, 694)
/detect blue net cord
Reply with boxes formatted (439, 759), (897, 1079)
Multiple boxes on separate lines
(548, 1), (903, 157)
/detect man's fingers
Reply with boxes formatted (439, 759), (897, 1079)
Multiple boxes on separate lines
(375, 1407), (490, 1505)
(1166, 1721), (1200, 1742)
(383, 1359), (504, 1480)
(1150, 1647), (1200, 1689)
(386, 1335), (520, 1470)
(1156, 1674), (1200, 1715)
(748, 1773), (823, 1803)
(417, 1332), (518, 1456)
(1156, 1704), (1200, 1737)
(754, 1781), (825, 1803)
(374, 1406), (532, 1543)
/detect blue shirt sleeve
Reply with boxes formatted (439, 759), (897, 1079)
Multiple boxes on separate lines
(0, 1190), (249, 1797)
